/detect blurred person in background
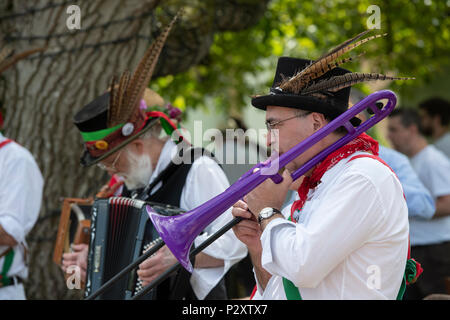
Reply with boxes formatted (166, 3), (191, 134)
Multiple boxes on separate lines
(387, 108), (450, 299)
(418, 97), (450, 158)
(0, 112), (44, 300)
(0, 44), (44, 300)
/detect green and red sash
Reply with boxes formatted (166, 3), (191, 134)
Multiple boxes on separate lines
(0, 249), (15, 287)
(250, 133), (422, 300)
(283, 145), (422, 300)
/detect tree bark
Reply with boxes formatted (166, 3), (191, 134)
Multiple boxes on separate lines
(0, 0), (268, 299)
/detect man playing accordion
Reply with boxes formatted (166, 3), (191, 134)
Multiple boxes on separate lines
(62, 14), (247, 300)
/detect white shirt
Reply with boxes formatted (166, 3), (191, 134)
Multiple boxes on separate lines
(253, 151), (409, 300)
(434, 132), (450, 158)
(147, 139), (248, 299)
(0, 133), (44, 299)
(409, 145), (450, 245)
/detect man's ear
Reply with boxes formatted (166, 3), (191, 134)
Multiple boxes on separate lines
(129, 139), (145, 155)
(409, 124), (419, 135)
(311, 112), (327, 131)
(432, 114), (442, 128)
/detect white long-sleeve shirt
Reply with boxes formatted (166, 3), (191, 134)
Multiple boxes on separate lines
(253, 151), (409, 300)
(0, 133), (43, 299)
(147, 139), (248, 299)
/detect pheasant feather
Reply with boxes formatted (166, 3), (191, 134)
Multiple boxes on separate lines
(108, 75), (120, 126)
(301, 73), (415, 95)
(279, 31), (387, 93)
(107, 10), (182, 127)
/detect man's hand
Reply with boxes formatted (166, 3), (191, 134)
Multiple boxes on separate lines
(434, 195), (450, 218)
(231, 200), (273, 291)
(243, 169), (292, 219)
(0, 224), (18, 247)
(137, 245), (177, 286)
(231, 200), (262, 255)
(62, 243), (88, 281)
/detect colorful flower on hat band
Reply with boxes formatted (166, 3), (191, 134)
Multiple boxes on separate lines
(140, 99), (182, 121)
(166, 103), (182, 120)
(139, 99), (148, 111)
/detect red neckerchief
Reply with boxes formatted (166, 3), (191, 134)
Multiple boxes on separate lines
(290, 133), (379, 222)
(0, 139), (13, 149)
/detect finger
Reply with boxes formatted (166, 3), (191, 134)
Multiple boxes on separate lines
(62, 255), (76, 263)
(61, 258), (74, 267)
(137, 265), (161, 279)
(233, 200), (248, 210)
(281, 168), (293, 185)
(141, 274), (159, 287)
(233, 223), (261, 238)
(71, 243), (88, 251)
(233, 227), (260, 239)
(235, 219), (260, 232)
(79, 259), (87, 269)
(232, 207), (253, 219)
(290, 174), (304, 190)
(63, 252), (79, 261)
(138, 253), (161, 270)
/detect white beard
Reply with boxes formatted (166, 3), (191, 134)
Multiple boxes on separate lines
(119, 151), (153, 190)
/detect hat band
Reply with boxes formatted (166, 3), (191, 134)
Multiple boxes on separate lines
(80, 123), (124, 142)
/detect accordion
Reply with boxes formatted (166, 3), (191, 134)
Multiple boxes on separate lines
(85, 196), (184, 300)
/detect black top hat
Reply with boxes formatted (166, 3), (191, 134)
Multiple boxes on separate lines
(252, 57), (361, 126)
(72, 12), (181, 167)
(250, 30), (415, 126)
(74, 92), (109, 134)
(73, 89), (166, 167)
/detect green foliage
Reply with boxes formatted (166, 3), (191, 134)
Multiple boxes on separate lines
(153, 0), (450, 115)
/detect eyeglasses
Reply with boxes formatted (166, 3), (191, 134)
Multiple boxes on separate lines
(265, 111), (311, 131)
(97, 149), (123, 172)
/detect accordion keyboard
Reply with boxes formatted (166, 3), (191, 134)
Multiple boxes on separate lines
(134, 237), (162, 295)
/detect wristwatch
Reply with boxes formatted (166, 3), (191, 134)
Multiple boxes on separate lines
(258, 207), (282, 224)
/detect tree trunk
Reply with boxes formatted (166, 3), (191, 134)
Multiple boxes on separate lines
(0, 0), (268, 299)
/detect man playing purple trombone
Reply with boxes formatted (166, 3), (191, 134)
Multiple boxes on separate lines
(231, 31), (418, 299)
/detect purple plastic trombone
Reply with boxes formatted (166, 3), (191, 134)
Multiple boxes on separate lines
(147, 90), (397, 272)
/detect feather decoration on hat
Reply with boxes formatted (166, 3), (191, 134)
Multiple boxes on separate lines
(301, 72), (415, 95)
(278, 30), (413, 95)
(107, 9), (182, 127)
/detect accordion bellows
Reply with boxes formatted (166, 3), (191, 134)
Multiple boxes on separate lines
(85, 197), (184, 299)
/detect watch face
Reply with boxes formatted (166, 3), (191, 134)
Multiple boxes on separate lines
(260, 207), (274, 219)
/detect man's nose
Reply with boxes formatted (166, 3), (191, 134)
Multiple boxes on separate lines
(267, 129), (280, 146)
(266, 130), (272, 148)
